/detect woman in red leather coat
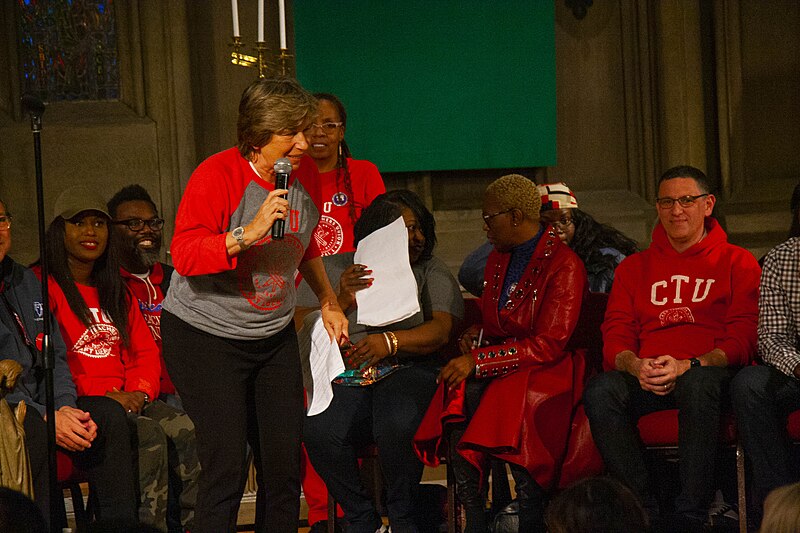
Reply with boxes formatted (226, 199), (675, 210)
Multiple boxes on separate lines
(415, 174), (587, 532)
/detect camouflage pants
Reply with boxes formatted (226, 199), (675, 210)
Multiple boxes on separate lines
(129, 399), (200, 533)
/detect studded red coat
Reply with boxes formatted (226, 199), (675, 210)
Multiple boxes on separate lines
(414, 228), (588, 488)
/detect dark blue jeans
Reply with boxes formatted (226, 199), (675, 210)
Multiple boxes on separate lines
(583, 367), (732, 520)
(731, 365), (800, 520)
(304, 363), (438, 533)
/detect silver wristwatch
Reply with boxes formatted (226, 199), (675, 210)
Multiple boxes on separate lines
(232, 226), (246, 247)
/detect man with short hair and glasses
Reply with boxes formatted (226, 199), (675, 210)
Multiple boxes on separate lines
(107, 184), (199, 533)
(731, 220), (800, 529)
(584, 165), (761, 531)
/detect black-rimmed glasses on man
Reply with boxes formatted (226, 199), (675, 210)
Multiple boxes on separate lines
(655, 194), (709, 209)
(112, 218), (165, 232)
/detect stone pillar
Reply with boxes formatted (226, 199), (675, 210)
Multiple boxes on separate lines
(654, 0), (707, 173)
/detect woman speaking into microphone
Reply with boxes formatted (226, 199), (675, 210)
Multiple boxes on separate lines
(162, 78), (348, 533)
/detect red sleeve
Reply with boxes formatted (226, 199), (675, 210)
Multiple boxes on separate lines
(717, 250), (761, 366)
(601, 257), (641, 371)
(121, 294), (161, 399)
(170, 152), (244, 276)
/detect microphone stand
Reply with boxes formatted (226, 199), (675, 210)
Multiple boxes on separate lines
(22, 94), (59, 529)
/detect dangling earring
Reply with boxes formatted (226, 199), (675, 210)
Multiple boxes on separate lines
(338, 143), (343, 158)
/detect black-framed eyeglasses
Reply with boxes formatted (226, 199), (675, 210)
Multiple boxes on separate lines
(0, 214), (11, 231)
(655, 193), (709, 209)
(112, 218), (165, 231)
(302, 122), (343, 135)
(482, 209), (513, 223)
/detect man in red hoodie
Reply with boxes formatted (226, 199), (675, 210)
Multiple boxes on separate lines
(108, 185), (199, 533)
(584, 166), (761, 532)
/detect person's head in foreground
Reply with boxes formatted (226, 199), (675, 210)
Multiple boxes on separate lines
(545, 476), (649, 533)
(237, 77), (318, 175)
(759, 481), (800, 533)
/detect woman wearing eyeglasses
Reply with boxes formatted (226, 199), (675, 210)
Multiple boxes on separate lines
(299, 93), (385, 532)
(415, 174), (587, 533)
(304, 93), (385, 256)
(538, 183), (637, 293)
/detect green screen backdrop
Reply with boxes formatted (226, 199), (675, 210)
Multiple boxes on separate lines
(294, 1), (556, 173)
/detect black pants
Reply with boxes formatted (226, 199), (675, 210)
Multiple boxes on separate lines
(583, 367), (732, 520)
(304, 364), (438, 533)
(731, 365), (800, 525)
(25, 396), (138, 529)
(162, 310), (304, 533)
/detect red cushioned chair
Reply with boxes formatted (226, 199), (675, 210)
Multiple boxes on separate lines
(637, 410), (746, 533)
(786, 409), (800, 441)
(57, 449), (91, 531)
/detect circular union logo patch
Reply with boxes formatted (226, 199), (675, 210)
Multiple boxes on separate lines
(313, 215), (344, 256)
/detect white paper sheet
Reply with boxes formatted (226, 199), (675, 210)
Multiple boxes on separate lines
(354, 216), (420, 326)
(298, 311), (345, 416)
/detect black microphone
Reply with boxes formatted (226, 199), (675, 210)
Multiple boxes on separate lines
(21, 94), (45, 132)
(272, 157), (292, 240)
(21, 94), (45, 116)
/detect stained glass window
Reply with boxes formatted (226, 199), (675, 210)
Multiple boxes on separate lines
(17, 0), (119, 102)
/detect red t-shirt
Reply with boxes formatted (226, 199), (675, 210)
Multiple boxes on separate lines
(302, 158), (385, 255)
(39, 272), (161, 399)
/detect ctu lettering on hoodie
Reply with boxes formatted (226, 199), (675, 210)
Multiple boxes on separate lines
(651, 275), (715, 305)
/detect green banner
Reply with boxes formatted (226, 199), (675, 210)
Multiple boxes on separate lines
(295, 1), (556, 173)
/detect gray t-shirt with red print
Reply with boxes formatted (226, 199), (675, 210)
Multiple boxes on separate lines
(163, 147), (321, 340)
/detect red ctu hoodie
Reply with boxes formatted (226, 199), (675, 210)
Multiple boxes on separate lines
(602, 218), (761, 370)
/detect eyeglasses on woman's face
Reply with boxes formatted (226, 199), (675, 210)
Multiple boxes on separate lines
(0, 214), (11, 231)
(482, 209), (512, 224)
(548, 217), (573, 229)
(302, 122), (343, 135)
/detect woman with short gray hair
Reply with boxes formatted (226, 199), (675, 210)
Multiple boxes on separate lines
(162, 77), (348, 533)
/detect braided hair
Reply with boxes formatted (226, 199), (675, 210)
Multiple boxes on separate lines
(569, 208), (638, 274)
(314, 93), (358, 227)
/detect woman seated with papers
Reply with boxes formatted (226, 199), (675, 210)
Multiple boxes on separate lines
(298, 189), (463, 533)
